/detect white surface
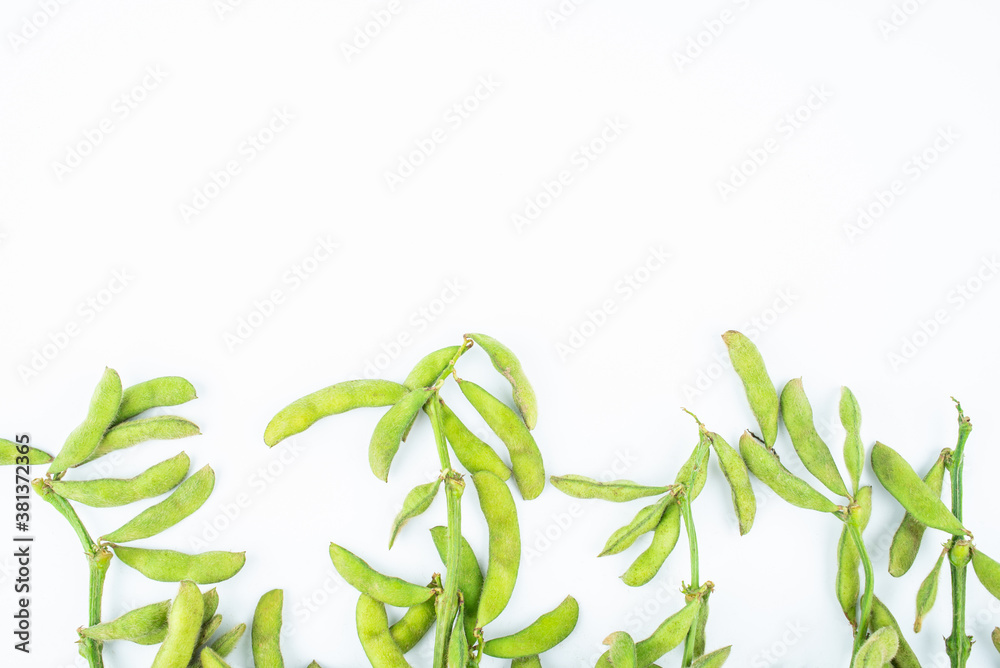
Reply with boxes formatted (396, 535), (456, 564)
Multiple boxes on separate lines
(2, 1), (999, 666)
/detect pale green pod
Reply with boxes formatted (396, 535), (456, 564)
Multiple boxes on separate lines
(0, 439), (53, 465)
(151, 580), (204, 668)
(79, 599), (171, 643)
(888, 451), (948, 577)
(854, 627), (898, 667)
(252, 589), (284, 668)
(634, 599), (702, 666)
(200, 648), (233, 668)
(197, 614), (222, 649)
(549, 475), (671, 502)
(835, 486), (872, 628)
(840, 386), (864, 495)
(447, 600), (469, 667)
(49, 367), (123, 475)
(209, 623), (246, 658)
(620, 502), (681, 587)
(871, 442), (967, 536)
(307, 662), (324, 668)
(439, 401), (512, 480)
(460, 380), (544, 500)
(467, 333), (538, 430)
(512, 656), (542, 668)
(114, 376), (197, 424)
(993, 627), (1000, 654)
(483, 596), (579, 658)
(390, 597), (437, 653)
(690, 646), (731, 668)
(82, 416), (201, 465)
(369, 388), (433, 482)
(599, 496), (672, 558)
(357, 594), (412, 668)
(972, 549), (1000, 601)
(780, 378), (849, 498)
(739, 432), (837, 513)
(692, 592), (709, 657)
(708, 431), (755, 535)
(112, 545), (245, 584)
(329, 543), (434, 607)
(473, 470), (520, 629)
(915, 549), (945, 632)
(389, 478), (442, 548)
(868, 597), (921, 668)
(674, 436), (709, 501)
(102, 465), (214, 543)
(404, 346), (463, 390)
(604, 631), (636, 668)
(723, 331), (779, 448)
(264, 379), (408, 447)
(430, 526), (483, 641)
(51, 452), (190, 507)
(202, 588), (220, 623)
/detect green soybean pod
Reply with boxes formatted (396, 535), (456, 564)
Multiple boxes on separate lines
(307, 662), (324, 668)
(197, 614), (222, 649)
(835, 486), (872, 628)
(389, 478), (442, 548)
(483, 596), (579, 658)
(993, 627), (1000, 654)
(115, 376), (197, 424)
(692, 592), (709, 657)
(739, 432), (837, 513)
(200, 648), (233, 668)
(599, 496), (672, 558)
(209, 623), (246, 658)
(972, 549), (1000, 600)
(390, 597), (437, 653)
(264, 379), (409, 447)
(674, 437), (710, 501)
(633, 599), (701, 666)
(722, 330), (779, 448)
(112, 545), (245, 584)
(404, 346), (463, 390)
(690, 646), (731, 668)
(604, 631), (636, 668)
(329, 543), (434, 607)
(549, 475), (671, 502)
(473, 470), (520, 629)
(82, 416), (201, 464)
(202, 587), (220, 623)
(780, 378), (849, 498)
(49, 367), (123, 475)
(252, 589), (284, 668)
(369, 388), (433, 482)
(620, 502), (681, 587)
(915, 549), (945, 632)
(854, 627), (898, 667)
(79, 599), (170, 643)
(51, 452), (190, 507)
(512, 656), (542, 668)
(839, 386), (864, 495)
(868, 597), (920, 668)
(708, 431), (755, 535)
(460, 380), (544, 500)
(440, 402), (511, 481)
(102, 465), (215, 543)
(430, 526), (483, 641)
(151, 580), (204, 668)
(888, 450), (948, 577)
(357, 594), (412, 668)
(0, 439), (53, 465)
(447, 600), (469, 667)
(466, 333), (538, 430)
(871, 442), (967, 536)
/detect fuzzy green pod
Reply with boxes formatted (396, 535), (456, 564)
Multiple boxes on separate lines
(723, 331), (779, 448)
(972, 549), (1000, 601)
(692, 592), (710, 657)
(835, 486), (871, 628)
(549, 475), (671, 503)
(114, 376), (197, 423)
(51, 452), (190, 507)
(196, 614), (223, 649)
(634, 599), (702, 666)
(113, 545), (245, 584)
(460, 379), (544, 500)
(993, 627), (1000, 654)
(404, 346), (463, 389)
(369, 388), (432, 482)
(708, 431), (755, 535)
(439, 402), (512, 480)
(872, 442), (967, 537)
(389, 478), (442, 548)
(839, 386), (864, 495)
(49, 367), (123, 475)
(252, 589), (284, 668)
(604, 632), (636, 668)
(739, 432), (837, 513)
(264, 379), (408, 447)
(467, 333), (538, 430)
(209, 623), (246, 658)
(473, 470), (520, 629)
(599, 496), (672, 558)
(447, 600), (470, 667)
(306, 662), (324, 668)
(102, 465), (214, 543)
(483, 596), (579, 658)
(0, 439), (53, 465)
(888, 451), (948, 577)
(390, 597), (437, 653)
(357, 594), (412, 668)
(854, 627), (898, 667)
(79, 599), (171, 644)
(690, 646), (731, 668)
(329, 543), (434, 607)
(430, 526), (483, 641)
(675, 436), (710, 501)
(199, 648), (233, 668)
(151, 580), (204, 668)
(512, 656), (543, 667)
(620, 502), (681, 587)
(868, 597), (920, 668)
(915, 549), (945, 632)
(82, 416), (201, 464)
(780, 378), (849, 498)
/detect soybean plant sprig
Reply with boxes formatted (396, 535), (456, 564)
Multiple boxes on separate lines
(946, 399), (972, 666)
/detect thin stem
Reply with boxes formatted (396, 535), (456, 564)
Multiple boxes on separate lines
(946, 399), (973, 668)
(429, 339), (473, 393)
(680, 491), (699, 668)
(848, 521), (874, 662)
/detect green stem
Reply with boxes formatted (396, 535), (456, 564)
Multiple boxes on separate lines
(848, 521), (874, 662)
(680, 491), (699, 668)
(429, 339), (473, 393)
(946, 399), (972, 668)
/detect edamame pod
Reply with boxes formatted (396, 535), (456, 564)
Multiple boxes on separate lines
(0, 439), (52, 465)
(151, 580), (204, 668)
(114, 376), (197, 424)
(112, 545), (245, 584)
(357, 593), (412, 668)
(370, 388), (433, 482)
(467, 333), (538, 430)
(252, 589), (284, 668)
(840, 387), (864, 495)
(690, 646), (731, 668)
(102, 465), (214, 543)
(620, 503), (680, 587)
(440, 402), (511, 480)
(430, 526), (483, 641)
(708, 431), (755, 535)
(307, 662), (324, 668)
(202, 587), (220, 622)
(634, 599), (702, 666)
(692, 593), (709, 657)
(888, 451), (948, 577)
(389, 478), (442, 548)
(993, 627), (1000, 654)
(460, 380), (544, 500)
(915, 549), (945, 632)
(871, 442), (967, 536)
(512, 656), (542, 668)
(599, 496), (672, 558)
(780, 378), (849, 498)
(483, 596), (579, 658)
(853, 627), (898, 667)
(330, 543), (434, 607)
(390, 597), (437, 653)
(197, 614), (222, 649)
(675, 436), (710, 501)
(447, 600), (469, 667)
(51, 452), (190, 507)
(835, 486), (871, 627)
(79, 599), (170, 643)
(209, 623), (246, 658)
(972, 549), (1000, 600)
(722, 331), (779, 448)
(867, 597), (920, 668)
(82, 416), (200, 465)
(404, 346), (462, 389)
(549, 475), (671, 502)
(473, 470), (520, 629)
(264, 380), (408, 447)
(49, 367), (123, 475)
(200, 648), (233, 668)
(604, 631), (636, 668)
(739, 432), (837, 513)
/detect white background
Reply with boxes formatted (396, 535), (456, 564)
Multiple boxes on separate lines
(2, 1), (1000, 666)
